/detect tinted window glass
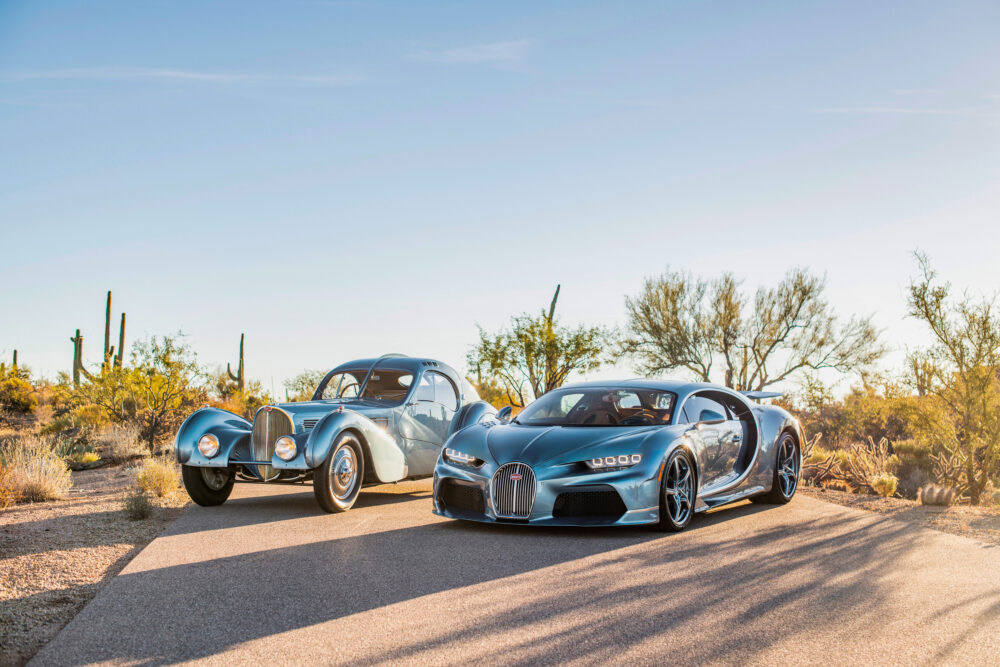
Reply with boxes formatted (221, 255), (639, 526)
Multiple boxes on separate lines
(431, 372), (459, 411)
(517, 387), (676, 426)
(682, 395), (728, 424)
(414, 373), (434, 402)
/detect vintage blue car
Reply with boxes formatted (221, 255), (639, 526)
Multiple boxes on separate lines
(175, 354), (497, 512)
(433, 380), (804, 531)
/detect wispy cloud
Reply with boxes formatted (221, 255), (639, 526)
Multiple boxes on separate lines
(0, 67), (360, 85)
(409, 39), (532, 67)
(812, 105), (1000, 119)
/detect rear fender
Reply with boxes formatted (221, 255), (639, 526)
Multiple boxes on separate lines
(175, 408), (251, 468)
(302, 409), (406, 483)
(447, 401), (498, 439)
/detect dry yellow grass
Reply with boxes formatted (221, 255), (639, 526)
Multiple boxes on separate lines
(134, 458), (180, 498)
(0, 433), (73, 502)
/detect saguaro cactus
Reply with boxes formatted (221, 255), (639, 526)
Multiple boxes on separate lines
(227, 333), (245, 392)
(11, 350), (16, 367)
(70, 291), (127, 385)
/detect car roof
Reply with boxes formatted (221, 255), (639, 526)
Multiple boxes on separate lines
(555, 378), (739, 396)
(330, 355), (460, 377)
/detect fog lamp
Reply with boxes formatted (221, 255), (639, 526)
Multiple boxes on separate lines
(198, 433), (220, 458)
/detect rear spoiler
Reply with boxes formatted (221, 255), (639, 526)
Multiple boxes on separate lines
(739, 391), (783, 401)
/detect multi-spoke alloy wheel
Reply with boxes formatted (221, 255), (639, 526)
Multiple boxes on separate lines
(776, 435), (800, 499)
(314, 433), (365, 513)
(658, 450), (696, 531)
(752, 432), (800, 504)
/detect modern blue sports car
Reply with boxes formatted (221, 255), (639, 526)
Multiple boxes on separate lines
(432, 380), (804, 531)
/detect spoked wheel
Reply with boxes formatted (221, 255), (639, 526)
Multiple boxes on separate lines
(181, 466), (235, 506)
(753, 432), (800, 504)
(657, 449), (696, 532)
(314, 433), (365, 513)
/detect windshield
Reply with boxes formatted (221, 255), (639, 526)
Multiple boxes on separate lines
(315, 368), (414, 406)
(516, 387), (677, 427)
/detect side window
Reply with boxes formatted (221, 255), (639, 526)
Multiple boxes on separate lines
(431, 372), (459, 411)
(688, 395), (727, 423)
(414, 373), (434, 402)
(618, 392), (641, 409)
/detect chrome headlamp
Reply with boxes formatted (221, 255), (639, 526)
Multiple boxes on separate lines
(274, 435), (297, 462)
(585, 454), (642, 471)
(198, 433), (220, 458)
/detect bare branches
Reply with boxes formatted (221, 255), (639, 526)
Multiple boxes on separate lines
(622, 267), (885, 390)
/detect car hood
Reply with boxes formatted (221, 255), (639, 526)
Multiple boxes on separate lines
(271, 399), (393, 426)
(483, 424), (669, 467)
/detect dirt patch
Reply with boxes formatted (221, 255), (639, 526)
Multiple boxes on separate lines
(0, 465), (188, 666)
(799, 485), (1000, 546)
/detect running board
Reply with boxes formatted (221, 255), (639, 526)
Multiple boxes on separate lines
(694, 485), (766, 512)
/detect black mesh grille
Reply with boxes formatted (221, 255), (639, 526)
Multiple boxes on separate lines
(439, 479), (485, 514)
(552, 487), (627, 519)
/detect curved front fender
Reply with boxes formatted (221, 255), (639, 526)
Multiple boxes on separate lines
(302, 410), (406, 483)
(175, 407), (251, 467)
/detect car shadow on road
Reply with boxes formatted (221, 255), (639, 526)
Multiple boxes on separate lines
(34, 496), (1000, 666)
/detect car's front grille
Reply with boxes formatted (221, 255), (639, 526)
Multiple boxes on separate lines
(302, 418), (319, 430)
(251, 407), (293, 480)
(552, 486), (627, 520)
(438, 479), (485, 514)
(491, 462), (536, 519)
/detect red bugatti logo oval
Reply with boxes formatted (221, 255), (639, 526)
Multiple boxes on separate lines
(510, 473), (522, 481)
(264, 406), (272, 412)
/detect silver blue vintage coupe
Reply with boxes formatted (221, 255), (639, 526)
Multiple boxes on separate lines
(175, 355), (496, 512)
(433, 380), (803, 531)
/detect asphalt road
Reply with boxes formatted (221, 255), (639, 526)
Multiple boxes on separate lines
(31, 480), (1000, 666)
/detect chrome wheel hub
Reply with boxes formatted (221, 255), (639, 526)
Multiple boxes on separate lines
(777, 437), (799, 498)
(201, 467), (229, 491)
(330, 447), (358, 500)
(664, 455), (693, 525)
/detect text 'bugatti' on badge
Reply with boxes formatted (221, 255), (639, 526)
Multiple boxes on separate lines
(510, 473), (522, 480)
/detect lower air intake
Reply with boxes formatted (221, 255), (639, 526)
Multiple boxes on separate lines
(438, 479), (485, 514)
(552, 487), (627, 520)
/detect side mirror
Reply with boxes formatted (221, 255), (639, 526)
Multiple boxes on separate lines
(698, 409), (726, 426)
(496, 406), (513, 423)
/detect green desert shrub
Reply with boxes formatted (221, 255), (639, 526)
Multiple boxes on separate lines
(0, 373), (36, 414)
(122, 489), (153, 519)
(870, 473), (898, 498)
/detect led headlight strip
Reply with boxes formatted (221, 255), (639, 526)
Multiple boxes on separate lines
(586, 454), (642, 470)
(444, 448), (485, 467)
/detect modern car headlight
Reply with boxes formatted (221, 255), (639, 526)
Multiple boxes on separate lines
(443, 448), (484, 468)
(274, 435), (297, 461)
(585, 454), (642, 471)
(198, 433), (220, 458)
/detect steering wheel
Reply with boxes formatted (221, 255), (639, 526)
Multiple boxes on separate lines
(619, 409), (660, 426)
(583, 410), (620, 425)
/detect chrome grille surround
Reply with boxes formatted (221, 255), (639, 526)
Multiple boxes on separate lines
(251, 407), (293, 480)
(490, 462), (536, 519)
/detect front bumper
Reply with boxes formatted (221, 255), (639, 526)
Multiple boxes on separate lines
(432, 457), (662, 526)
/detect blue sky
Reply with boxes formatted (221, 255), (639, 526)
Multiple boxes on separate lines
(2, 0), (999, 395)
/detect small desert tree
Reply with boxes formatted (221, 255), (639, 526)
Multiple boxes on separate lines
(907, 253), (1000, 504)
(623, 267), (884, 390)
(468, 286), (617, 407)
(284, 369), (327, 402)
(81, 335), (205, 451)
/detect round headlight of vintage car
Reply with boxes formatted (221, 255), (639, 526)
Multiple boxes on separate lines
(197, 433), (220, 459)
(274, 435), (297, 462)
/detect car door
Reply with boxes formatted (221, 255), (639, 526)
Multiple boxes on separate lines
(402, 370), (459, 475)
(681, 394), (733, 488)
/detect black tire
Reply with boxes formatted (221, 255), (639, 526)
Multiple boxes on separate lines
(314, 433), (365, 513)
(752, 431), (799, 504)
(656, 449), (696, 532)
(181, 466), (235, 506)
